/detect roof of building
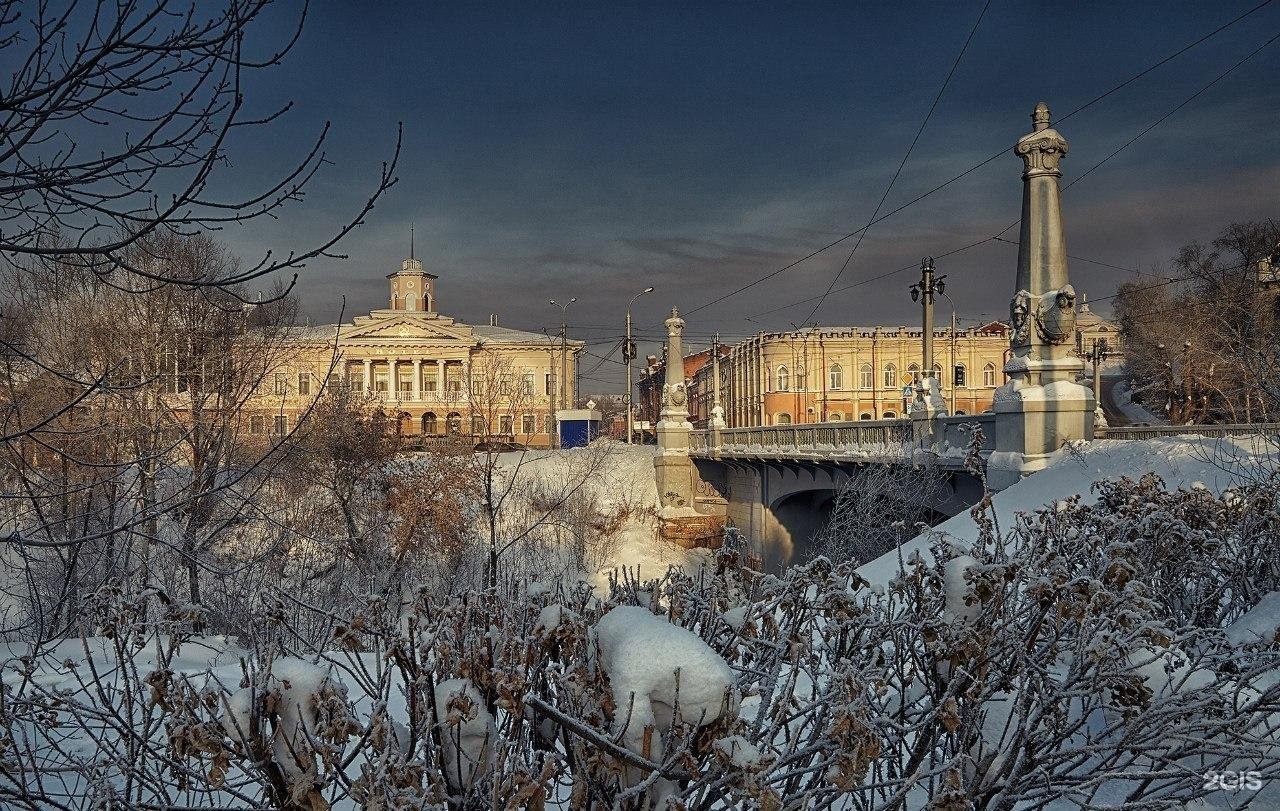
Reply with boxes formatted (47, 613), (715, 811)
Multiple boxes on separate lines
(473, 324), (583, 347)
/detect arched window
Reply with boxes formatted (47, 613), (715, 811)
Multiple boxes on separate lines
(794, 365), (806, 391)
(884, 364), (897, 388)
(775, 413), (792, 425)
(954, 363), (967, 388)
(883, 410), (897, 419)
(405, 294), (417, 311)
(907, 363), (920, 383)
(983, 362), (997, 387)
(932, 363), (942, 381)
(446, 412), (462, 435)
(859, 363), (873, 390)
(827, 411), (843, 422)
(422, 412), (437, 434)
(828, 363), (843, 390)
(859, 412), (873, 421)
(954, 410), (967, 416)
(777, 365), (790, 391)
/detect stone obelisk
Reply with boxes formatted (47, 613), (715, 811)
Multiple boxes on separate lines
(654, 307), (695, 506)
(988, 103), (1095, 489)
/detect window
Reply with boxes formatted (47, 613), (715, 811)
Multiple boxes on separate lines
(954, 364), (967, 388)
(471, 415), (486, 435)
(859, 363), (873, 390)
(496, 374), (511, 395)
(446, 412), (462, 435)
(350, 376), (364, 393)
(883, 364), (897, 388)
(829, 363), (843, 390)
(983, 362), (997, 387)
(827, 411), (843, 422)
(422, 412), (437, 434)
(399, 371), (413, 395)
(405, 294), (416, 311)
(274, 373), (288, 396)
(327, 373), (341, 390)
(955, 410), (967, 416)
(907, 363), (920, 383)
(775, 413), (792, 425)
(522, 414), (536, 434)
(521, 372), (535, 395)
(445, 365), (462, 392)
(882, 411), (897, 419)
(932, 363), (942, 381)
(374, 370), (390, 392)
(776, 366), (790, 392)
(859, 412), (873, 421)
(545, 373), (554, 396)
(297, 372), (311, 396)
(499, 414), (513, 435)
(250, 415), (264, 434)
(273, 414), (288, 435)
(794, 366), (806, 391)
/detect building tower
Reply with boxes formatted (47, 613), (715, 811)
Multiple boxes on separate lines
(387, 254), (438, 314)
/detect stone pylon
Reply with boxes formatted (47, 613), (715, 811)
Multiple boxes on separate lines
(988, 103), (1095, 489)
(654, 307), (697, 508)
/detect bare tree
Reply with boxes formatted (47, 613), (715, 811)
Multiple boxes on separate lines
(809, 462), (949, 566)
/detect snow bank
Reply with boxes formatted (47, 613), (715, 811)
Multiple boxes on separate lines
(1226, 592), (1280, 646)
(860, 435), (1273, 586)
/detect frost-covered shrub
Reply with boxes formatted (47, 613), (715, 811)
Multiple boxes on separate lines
(4, 474), (1280, 809)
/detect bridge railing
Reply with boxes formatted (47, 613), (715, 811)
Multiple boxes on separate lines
(1098, 422), (1280, 440)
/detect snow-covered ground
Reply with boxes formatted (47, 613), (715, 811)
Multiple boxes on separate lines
(859, 434), (1275, 585)
(1112, 377), (1166, 424)
(492, 442), (698, 591)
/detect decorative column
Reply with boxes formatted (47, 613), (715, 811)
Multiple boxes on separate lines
(389, 357), (400, 401)
(436, 361), (446, 398)
(988, 102), (1095, 489)
(363, 359), (372, 393)
(414, 358), (423, 401)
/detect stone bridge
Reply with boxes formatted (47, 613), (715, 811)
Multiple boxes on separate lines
(683, 415), (995, 569)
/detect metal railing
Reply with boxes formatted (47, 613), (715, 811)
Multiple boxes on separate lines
(1099, 423), (1280, 440)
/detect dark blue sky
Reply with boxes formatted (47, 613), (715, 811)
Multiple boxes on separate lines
(220, 1), (1280, 390)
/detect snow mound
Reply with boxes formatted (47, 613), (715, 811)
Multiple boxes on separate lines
(1226, 592), (1280, 646)
(434, 677), (496, 791)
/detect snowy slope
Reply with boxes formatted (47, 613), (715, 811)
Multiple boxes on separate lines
(859, 435), (1275, 585)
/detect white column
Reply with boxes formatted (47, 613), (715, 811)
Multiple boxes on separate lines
(390, 357), (400, 401)
(436, 361), (445, 397)
(363, 358), (372, 392)
(414, 358), (422, 401)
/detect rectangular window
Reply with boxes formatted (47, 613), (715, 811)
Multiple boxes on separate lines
(297, 372), (311, 396)
(522, 414), (535, 435)
(425, 365), (439, 392)
(327, 373), (341, 390)
(545, 374), (554, 396)
(499, 414), (513, 435)
(398, 372), (413, 394)
(374, 371), (390, 392)
(274, 373), (288, 396)
(953, 365), (966, 388)
(249, 415), (264, 435)
(445, 365), (462, 392)
(521, 373), (535, 395)
(350, 377), (364, 392)
(273, 414), (288, 435)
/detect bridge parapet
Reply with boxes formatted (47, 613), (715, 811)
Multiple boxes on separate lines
(692, 415), (995, 468)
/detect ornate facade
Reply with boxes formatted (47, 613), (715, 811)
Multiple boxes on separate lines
(254, 256), (582, 448)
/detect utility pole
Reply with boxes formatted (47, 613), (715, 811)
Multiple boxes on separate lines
(549, 297), (576, 446)
(711, 332), (721, 422)
(909, 257), (946, 381)
(1090, 337), (1107, 414)
(625, 286), (654, 444)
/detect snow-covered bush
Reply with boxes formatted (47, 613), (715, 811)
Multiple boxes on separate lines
(4, 472), (1280, 808)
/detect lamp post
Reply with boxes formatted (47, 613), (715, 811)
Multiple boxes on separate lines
(909, 257), (947, 381)
(550, 297), (576, 446)
(937, 289), (959, 414)
(624, 287), (654, 444)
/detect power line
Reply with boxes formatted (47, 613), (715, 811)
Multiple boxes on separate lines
(679, 0), (1275, 320)
(801, 0), (991, 327)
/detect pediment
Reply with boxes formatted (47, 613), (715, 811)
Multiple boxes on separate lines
(340, 315), (474, 343)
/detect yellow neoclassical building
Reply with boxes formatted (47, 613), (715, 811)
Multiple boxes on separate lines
(254, 256), (582, 448)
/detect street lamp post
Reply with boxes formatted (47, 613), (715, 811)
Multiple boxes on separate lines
(909, 257), (947, 383)
(624, 287), (654, 445)
(550, 297), (577, 447)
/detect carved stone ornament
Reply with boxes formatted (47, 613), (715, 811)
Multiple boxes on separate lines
(1034, 284), (1077, 344)
(665, 381), (687, 407)
(1010, 289), (1032, 344)
(1015, 102), (1068, 178)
